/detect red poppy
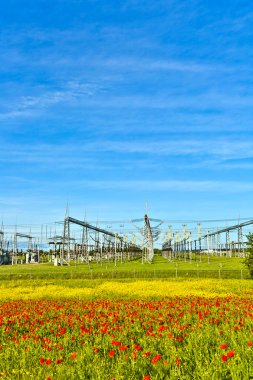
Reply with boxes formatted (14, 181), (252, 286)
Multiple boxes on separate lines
(151, 354), (161, 364)
(227, 350), (235, 358)
(109, 350), (115, 357)
(119, 345), (128, 351)
(39, 358), (45, 364)
(45, 358), (52, 366)
(111, 340), (121, 346)
(220, 344), (227, 349)
(71, 352), (77, 360)
(222, 355), (228, 362)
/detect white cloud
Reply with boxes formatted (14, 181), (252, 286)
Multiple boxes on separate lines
(101, 57), (230, 74)
(1, 138), (253, 167)
(0, 81), (103, 120)
(74, 179), (253, 192)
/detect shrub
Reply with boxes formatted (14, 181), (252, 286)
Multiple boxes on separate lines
(244, 233), (253, 278)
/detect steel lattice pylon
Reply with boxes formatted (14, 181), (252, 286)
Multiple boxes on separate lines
(144, 214), (154, 262)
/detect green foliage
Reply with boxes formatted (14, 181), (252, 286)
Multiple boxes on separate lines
(244, 233), (253, 278)
(154, 248), (162, 255)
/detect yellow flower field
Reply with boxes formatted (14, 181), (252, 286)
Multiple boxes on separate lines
(0, 278), (252, 300)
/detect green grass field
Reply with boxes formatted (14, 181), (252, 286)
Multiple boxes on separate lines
(0, 254), (248, 280)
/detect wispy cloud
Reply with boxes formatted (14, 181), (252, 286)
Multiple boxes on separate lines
(50, 179), (253, 193)
(2, 89), (253, 124)
(101, 57), (231, 74)
(1, 0), (253, 224)
(79, 139), (253, 161)
(0, 81), (104, 120)
(2, 175), (252, 193)
(1, 138), (253, 170)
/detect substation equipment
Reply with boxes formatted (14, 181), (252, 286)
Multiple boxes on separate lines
(0, 229), (39, 265)
(57, 216), (142, 266)
(162, 218), (253, 260)
(12, 232), (39, 264)
(132, 215), (163, 263)
(1, 215), (253, 265)
(0, 229), (10, 265)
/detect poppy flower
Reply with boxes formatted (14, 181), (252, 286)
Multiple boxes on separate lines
(111, 341), (121, 346)
(227, 351), (235, 358)
(119, 345), (128, 351)
(45, 358), (52, 366)
(109, 350), (115, 357)
(151, 354), (161, 364)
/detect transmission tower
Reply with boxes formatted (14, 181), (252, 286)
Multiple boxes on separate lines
(0, 230), (3, 255)
(143, 214), (154, 262)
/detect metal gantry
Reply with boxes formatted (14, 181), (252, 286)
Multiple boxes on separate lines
(12, 232), (37, 264)
(61, 216), (141, 266)
(162, 219), (253, 260)
(202, 219), (253, 257)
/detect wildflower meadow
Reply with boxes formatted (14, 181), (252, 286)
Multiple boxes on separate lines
(0, 279), (253, 379)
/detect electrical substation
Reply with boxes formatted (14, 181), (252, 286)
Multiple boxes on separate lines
(0, 213), (252, 266)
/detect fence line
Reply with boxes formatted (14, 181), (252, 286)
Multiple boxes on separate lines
(0, 269), (249, 281)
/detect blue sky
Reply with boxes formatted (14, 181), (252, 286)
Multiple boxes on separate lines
(1, 0), (253, 226)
